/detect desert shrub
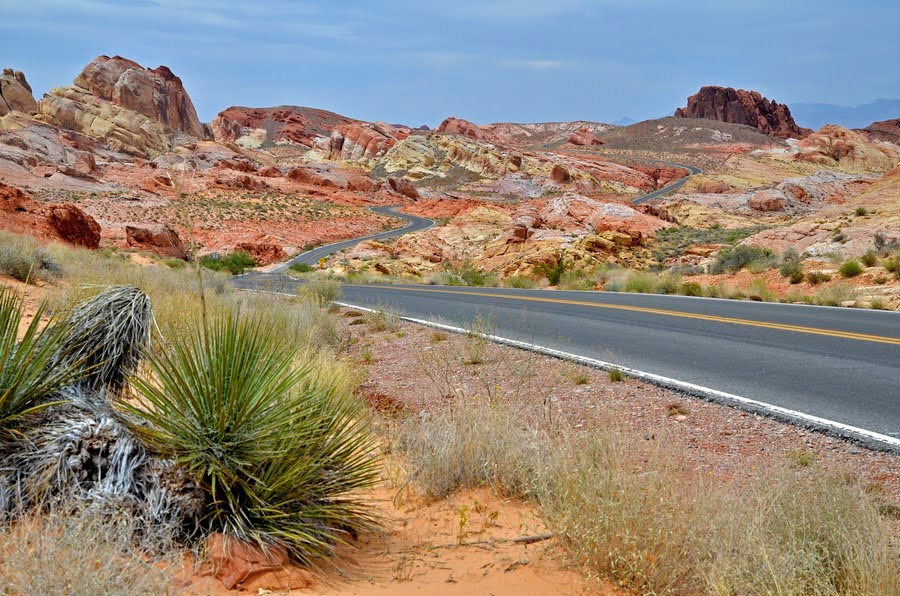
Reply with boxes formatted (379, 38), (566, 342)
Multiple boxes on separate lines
(364, 308), (400, 332)
(650, 224), (769, 264)
(839, 259), (864, 278)
(534, 260), (567, 286)
(123, 312), (379, 562)
(869, 299), (886, 310)
(503, 275), (537, 289)
(0, 507), (177, 594)
(624, 272), (656, 293)
(199, 250), (257, 275)
(0, 288), (84, 431)
(608, 367), (626, 383)
(654, 272), (681, 295)
(709, 244), (773, 274)
(779, 248), (804, 283)
(680, 282), (703, 296)
(557, 269), (596, 291)
(0, 235), (60, 283)
(860, 251), (878, 267)
(299, 278), (342, 307)
(162, 257), (186, 270)
(882, 253), (900, 277)
(289, 262), (315, 273)
(812, 283), (858, 306)
(396, 403), (550, 500)
(806, 270), (832, 285)
(855, 206), (868, 217)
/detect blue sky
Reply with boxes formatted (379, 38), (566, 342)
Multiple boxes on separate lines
(3, 0), (898, 126)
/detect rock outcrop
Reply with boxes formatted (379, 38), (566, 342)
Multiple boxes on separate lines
(125, 224), (188, 259)
(234, 241), (286, 265)
(435, 117), (486, 141)
(38, 55), (203, 155)
(675, 86), (811, 139)
(0, 69), (37, 116)
(0, 182), (101, 248)
(326, 122), (404, 162)
(567, 127), (606, 146)
(211, 106), (357, 148)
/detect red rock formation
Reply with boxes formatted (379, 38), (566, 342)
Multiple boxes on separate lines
(73, 55), (203, 137)
(567, 127), (606, 146)
(205, 533), (314, 591)
(748, 190), (789, 212)
(125, 224), (188, 259)
(0, 183), (100, 248)
(387, 177), (419, 199)
(632, 166), (689, 188)
(435, 117), (486, 141)
(326, 123), (401, 161)
(211, 105), (357, 147)
(675, 86), (811, 139)
(234, 241), (286, 265)
(0, 68), (37, 116)
(864, 118), (900, 144)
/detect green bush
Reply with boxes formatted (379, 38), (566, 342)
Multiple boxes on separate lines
(654, 273), (681, 295)
(289, 262), (315, 273)
(805, 271), (832, 285)
(680, 282), (703, 296)
(710, 245), (773, 274)
(124, 312), (379, 562)
(624, 272), (656, 293)
(300, 279), (342, 307)
(199, 250), (257, 275)
(503, 275), (537, 289)
(0, 288), (84, 431)
(882, 254), (900, 276)
(534, 260), (566, 286)
(860, 251), (878, 267)
(855, 206), (868, 217)
(558, 269), (596, 291)
(839, 260), (864, 278)
(778, 248), (804, 284)
(0, 237), (60, 283)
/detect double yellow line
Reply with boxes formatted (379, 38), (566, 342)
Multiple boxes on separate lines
(364, 286), (900, 346)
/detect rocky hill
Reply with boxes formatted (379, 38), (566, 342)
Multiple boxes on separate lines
(211, 105), (358, 149)
(37, 55), (204, 156)
(675, 86), (811, 139)
(864, 118), (900, 144)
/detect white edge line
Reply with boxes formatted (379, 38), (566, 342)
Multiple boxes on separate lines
(333, 300), (900, 454)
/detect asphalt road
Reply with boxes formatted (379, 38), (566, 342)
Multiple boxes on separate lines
(631, 163), (703, 205)
(235, 167), (900, 447)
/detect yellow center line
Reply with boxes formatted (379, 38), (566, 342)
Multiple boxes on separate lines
(359, 285), (900, 346)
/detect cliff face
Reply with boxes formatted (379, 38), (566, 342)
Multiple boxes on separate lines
(675, 86), (811, 139)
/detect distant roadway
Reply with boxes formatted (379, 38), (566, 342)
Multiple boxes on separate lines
(234, 166), (900, 450)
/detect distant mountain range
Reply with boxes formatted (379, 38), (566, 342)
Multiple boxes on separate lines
(790, 99), (900, 130)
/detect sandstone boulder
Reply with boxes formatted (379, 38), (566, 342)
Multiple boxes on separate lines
(387, 176), (420, 199)
(205, 534), (314, 591)
(0, 183), (100, 248)
(125, 223), (188, 259)
(0, 69), (37, 116)
(567, 127), (605, 146)
(748, 189), (789, 212)
(675, 86), (811, 139)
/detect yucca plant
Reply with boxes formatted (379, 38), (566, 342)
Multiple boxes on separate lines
(121, 311), (380, 562)
(0, 287), (83, 434)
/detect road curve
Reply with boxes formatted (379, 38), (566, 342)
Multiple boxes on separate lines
(268, 206), (434, 273)
(631, 162), (702, 205)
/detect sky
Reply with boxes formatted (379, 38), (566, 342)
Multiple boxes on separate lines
(3, 0), (899, 127)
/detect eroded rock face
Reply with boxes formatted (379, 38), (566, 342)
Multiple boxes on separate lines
(435, 117), (486, 140)
(234, 241), (286, 265)
(675, 86), (810, 139)
(0, 69), (37, 116)
(0, 182), (101, 248)
(125, 224), (188, 259)
(38, 55), (203, 155)
(864, 118), (900, 144)
(326, 122), (403, 162)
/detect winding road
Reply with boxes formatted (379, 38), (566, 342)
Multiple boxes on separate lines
(235, 167), (900, 451)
